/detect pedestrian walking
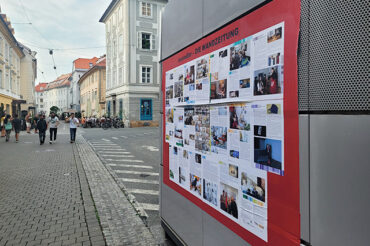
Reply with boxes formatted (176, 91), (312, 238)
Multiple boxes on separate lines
(33, 113), (39, 134)
(12, 114), (21, 143)
(0, 110), (6, 137)
(4, 114), (12, 142)
(25, 112), (31, 133)
(48, 112), (59, 144)
(36, 114), (47, 145)
(69, 113), (79, 143)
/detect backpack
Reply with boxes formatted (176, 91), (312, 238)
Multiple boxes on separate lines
(5, 121), (12, 130)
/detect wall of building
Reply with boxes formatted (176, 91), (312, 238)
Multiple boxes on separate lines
(80, 69), (105, 117)
(20, 48), (36, 111)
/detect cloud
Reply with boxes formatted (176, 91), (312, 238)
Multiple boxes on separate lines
(1, 0), (111, 83)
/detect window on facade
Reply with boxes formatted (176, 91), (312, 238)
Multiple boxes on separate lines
(40, 99), (43, 103)
(141, 66), (151, 83)
(0, 38), (3, 55)
(141, 2), (152, 17)
(141, 33), (151, 50)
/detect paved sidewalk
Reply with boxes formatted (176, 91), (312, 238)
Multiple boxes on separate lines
(76, 136), (157, 246)
(0, 131), (105, 246)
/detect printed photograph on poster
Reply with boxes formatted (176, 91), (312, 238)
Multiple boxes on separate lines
(165, 85), (173, 105)
(203, 179), (218, 206)
(196, 57), (209, 79)
(210, 47), (229, 83)
(228, 163), (239, 178)
(211, 126), (227, 153)
(267, 103), (282, 114)
(184, 64), (195, 85)
(194, 106), (210, 153)
(254, 137), (282, 171)
(267, 26), (282, 43)
(220, 183), (238, 219)
(184, 107), (195, 125)
(174, 81), (184, 103)
(210, 79), (227, 100)
(254, 65), (283, 96)
(190, 174), (202, 196)
(229, 105), (251, 131)
(268, 53), (281, 67)
(169, 145), (178, 180)
(241, 171), (266, 203)
(174, 108), (184, 147)
(239, 78), (250, 89)
(165, 108), (174, 123)
(230, 38), (251, 71)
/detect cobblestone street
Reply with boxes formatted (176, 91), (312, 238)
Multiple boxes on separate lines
(0, 126), (160, 246)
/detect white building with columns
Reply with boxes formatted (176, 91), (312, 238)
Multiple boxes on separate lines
(99, 0), (167, 126)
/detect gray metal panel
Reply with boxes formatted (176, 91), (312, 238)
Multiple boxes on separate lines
(307, 1), (369, 111)
(161, 0), (203, 60)
(202, 211), (250, 246)
(161, 179), (204, 246)
(297, 0), (309, 111)
(203, 0), (265, 36)
(299, 115), (310, 242)
(310, 115), (370, 246)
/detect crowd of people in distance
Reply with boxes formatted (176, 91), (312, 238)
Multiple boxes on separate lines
(0, 111), (79, 144)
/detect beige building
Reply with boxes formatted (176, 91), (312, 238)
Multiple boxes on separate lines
(79, 56), (106, 117)
(19, 43), (37, 113)
(0, 13), (24, 116)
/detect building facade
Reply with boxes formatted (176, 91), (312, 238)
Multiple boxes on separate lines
(0, 13), (24, 116)
(44, 73), (71, 116)
(100, 0), (167, 126)
(79, 56), (106, 117)
(69, 57), (99, 112)
(19, 43), (37, 115)
(35, 82), (47, 114)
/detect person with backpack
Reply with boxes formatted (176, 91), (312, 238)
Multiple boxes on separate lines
(47, 112), (59, 144)
(36, 114), (48, 145)
(4, 114), (12, 142)
(12, 114), (21, 143)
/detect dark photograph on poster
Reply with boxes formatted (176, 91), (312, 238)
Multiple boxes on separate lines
(230, 39), (251, 71)
(211, 126), (227, 151)
(184, 107), (195, 125)
(229, 90), (239, 98)
(254, 65), (282, 96)
(267, 103), (281, 114)
(239, 78), (250, 88)
(254, 125), (266, 137)
(241, 172), (266, 203)
(220, 183), (238, 219)
(210, 79), (227, 100)
(254, 137), (282, 170)
(174, 81), (183, 98)
(267, 26), (282, 43)
(166, 85), (173, 99)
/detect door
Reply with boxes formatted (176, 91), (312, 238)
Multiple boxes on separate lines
(140, 99), (152, 121)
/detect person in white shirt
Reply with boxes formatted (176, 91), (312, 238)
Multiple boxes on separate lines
(69, 113), (79, 143)
(48, 112), (59, 144)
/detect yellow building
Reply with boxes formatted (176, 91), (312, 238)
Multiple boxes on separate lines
(79, 56), (106, 117)
(0, 13), (24, 116)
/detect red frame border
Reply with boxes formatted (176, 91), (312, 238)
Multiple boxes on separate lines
(161, 1), (301, 245)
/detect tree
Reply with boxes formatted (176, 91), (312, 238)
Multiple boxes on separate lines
(50, 106), (60, 114)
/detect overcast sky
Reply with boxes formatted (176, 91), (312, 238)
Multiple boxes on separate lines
(1, 0), (112, 84)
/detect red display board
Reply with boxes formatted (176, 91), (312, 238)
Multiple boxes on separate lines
(161, 1), (300, 245)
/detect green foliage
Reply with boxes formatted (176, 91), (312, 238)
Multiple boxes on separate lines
(50, 106), (60, 114)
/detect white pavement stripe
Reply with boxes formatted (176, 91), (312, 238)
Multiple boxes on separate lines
(120, 136), (128, 139)
(127, 189), (159, 196)
(141, 203), (159, 211)
(107, 163), (153, 169)
(119, 178), (159, 184)
(98, 151), (131, 154)
(100, 154), (135, 158)
(95, 149), (126, 151)
(105, 159), (144, 163)
(102, 138), (110, 142)
(115, 170), (159, 176)
(112, 137), (118, 140)
(91, 143), (117, 145)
